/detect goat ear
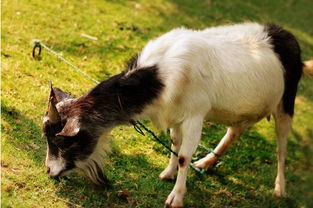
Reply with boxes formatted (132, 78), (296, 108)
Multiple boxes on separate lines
(56, 117), (80, 137)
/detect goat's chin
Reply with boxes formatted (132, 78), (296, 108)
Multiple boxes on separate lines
(60, 169), (73, 177)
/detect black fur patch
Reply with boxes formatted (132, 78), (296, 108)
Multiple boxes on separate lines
(76, 64), (164, 126)
(178, 157), (185, 167)
(265, 24), (303, 116)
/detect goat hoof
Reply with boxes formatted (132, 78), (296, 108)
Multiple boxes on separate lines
(165, 202), (184, 208)
(274, 187), (286, 197)
(165, 190), (184, 208)
(194, 153), (218, 170)
(164, 204), (183, 208)
(159, 168), (176, 181)
(193, 159), (209, 170)
(274, 177), (286, 197)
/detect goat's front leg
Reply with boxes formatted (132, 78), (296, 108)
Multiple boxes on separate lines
(194, 127), (244, 170)
(165, 116), (203, 208)
(160, 126), (182, 180)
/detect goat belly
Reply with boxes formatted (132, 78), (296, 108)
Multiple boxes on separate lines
(206, 107), (271, 127)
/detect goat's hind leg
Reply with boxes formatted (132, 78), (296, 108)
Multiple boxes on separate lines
(274, 105), (292, 197)
(194, 127), (244, 170)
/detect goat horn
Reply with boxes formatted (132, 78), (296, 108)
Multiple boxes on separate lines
(48, 97), (61, 124)
(48, 82), (61, 124)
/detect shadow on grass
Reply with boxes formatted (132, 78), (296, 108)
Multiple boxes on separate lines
(52, 152), (167, 208)
(185, 124), (303, 208)
(1, 103), (46, 166)
(167, 0), (313, 31)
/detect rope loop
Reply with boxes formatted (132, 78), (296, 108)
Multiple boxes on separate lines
(32, 40), (42, 58)
(130, 120), (145, 136)
(31, 39), (100, 84)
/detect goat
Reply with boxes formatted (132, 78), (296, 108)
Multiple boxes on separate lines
(42, 22), (313, 207)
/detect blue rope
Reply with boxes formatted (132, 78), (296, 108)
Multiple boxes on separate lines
(131, 120), (206, 174)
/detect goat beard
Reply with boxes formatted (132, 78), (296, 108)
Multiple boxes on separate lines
(75, 133), (111, 186)
(77, 158), (109, 186)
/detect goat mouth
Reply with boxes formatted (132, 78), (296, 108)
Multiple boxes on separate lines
(49, 169), (73, 179)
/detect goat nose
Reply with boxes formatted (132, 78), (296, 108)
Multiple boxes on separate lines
(46, 167), (50, 174)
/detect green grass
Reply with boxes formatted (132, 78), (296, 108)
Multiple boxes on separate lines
(2, 0), (313, 207)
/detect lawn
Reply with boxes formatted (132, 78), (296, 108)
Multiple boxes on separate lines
(2, 0), (313, 207)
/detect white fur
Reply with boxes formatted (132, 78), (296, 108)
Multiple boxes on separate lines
(137, 23), (284, 130)
(45, 145), (66, 177)
(134, 23), (287, 207)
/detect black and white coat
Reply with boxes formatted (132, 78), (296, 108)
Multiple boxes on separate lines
(42, 23), (310, 208)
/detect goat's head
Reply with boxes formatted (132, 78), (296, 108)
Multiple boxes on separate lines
(42, 83), (109, 186)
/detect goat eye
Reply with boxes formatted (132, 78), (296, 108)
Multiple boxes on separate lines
(54, 136), (74, 149)
(55, 135), (63, 140)
(52, 135), (64, 145)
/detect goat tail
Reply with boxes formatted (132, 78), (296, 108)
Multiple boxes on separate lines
(303, 59), (313, 78)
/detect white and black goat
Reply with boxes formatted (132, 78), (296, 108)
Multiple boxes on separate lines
(42, 23), (313, 207)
